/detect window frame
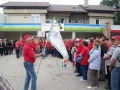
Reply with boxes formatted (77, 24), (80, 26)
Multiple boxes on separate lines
(31, 14), (40, 23)
(96, 19), (100, 24)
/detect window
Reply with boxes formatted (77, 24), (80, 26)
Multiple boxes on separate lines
(75, 20), (78, 23)
(96, 19), (99, 24)
(69, 20), (72, 23)
(58, 17), (67, 23)
(31, 14), (40, 23)
(46, 18), (53, 23)
(79, 20), (83, 24)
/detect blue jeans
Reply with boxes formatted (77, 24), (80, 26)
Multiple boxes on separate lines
(20, 46), (23, 57)
(111, 67), (120, 90)
(54, 49), (58, 57)
(24, 61), (37, 90)
(42, 48), (47, 58)
(81, 65), (88, 80)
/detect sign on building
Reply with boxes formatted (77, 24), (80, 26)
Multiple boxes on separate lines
(41, 23), (64, 31)
(37, 31), (45, 37)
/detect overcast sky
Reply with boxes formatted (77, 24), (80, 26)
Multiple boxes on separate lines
(0, 0), (102, 14)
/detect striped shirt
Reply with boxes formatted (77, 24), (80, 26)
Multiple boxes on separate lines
(105, 45), (115, 66)
(111, 44), (120, 67)
(0, 71), (14, 90)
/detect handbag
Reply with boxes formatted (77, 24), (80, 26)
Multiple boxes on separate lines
(77, 56), (83, 63)
(77, 49), (86, 63)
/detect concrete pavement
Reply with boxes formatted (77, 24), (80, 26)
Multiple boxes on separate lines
(0, 53), (106, 90)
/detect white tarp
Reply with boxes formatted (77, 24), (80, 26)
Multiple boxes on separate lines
(48, 17), (68, 59)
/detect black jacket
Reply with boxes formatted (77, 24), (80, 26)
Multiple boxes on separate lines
(101, 43), (108, 58)
(2, 41), (8, 48)
(0, 42), (4, 48)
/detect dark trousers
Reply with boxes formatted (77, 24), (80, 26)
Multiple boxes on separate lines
(76, 62), (80, 72)
(51, 50), (54, 56)
(107, 66), (111, 88)
(8, 47), (11, 54)
(54, 49), (58, 57)
(10, 47), (13, 54)
(68, 50), (72, 62)
(81, 65), (88, 80)
(100, 60), (105, 80)
(58, 52), (63, 58)
(0, 48), (3, 55)
(3, 47), (8, 55)
(16, 49), (20, 58)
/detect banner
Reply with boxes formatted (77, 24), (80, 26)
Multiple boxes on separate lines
(48, 17), (69, 69)
(37, 31), (45, 37)
(46, 33), (49, 39)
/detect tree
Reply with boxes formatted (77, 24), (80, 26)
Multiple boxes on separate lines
(100, 0), (120, 25)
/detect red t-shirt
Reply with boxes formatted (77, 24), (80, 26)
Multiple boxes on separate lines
(51, 45), (54, 50)
(20, 40), (24, 47)
(77, 44), (84, 53)
(15, 41), (20, 49)
(31, 40), (37, 50)
(80, 47), (89, 65)
(23, 43), (35, 63)
(46, 42), (50, 48)
(66, 45), (70, 50)
(88, 43), (93, 50)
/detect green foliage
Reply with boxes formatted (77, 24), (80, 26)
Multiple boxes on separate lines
(100, 0), (120, 25)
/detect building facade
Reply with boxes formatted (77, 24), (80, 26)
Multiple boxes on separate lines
(0, 1), (119, 40)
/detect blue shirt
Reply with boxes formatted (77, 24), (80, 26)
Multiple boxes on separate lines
(88, 49), (101, 70)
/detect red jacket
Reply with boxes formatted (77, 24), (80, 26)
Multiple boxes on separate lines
(31, 40), (37, 50)
(88, 42), (93, 50)
(15, 41), (20, 49)
(20, 40), (24, 47)
(77, 44), (84, 53)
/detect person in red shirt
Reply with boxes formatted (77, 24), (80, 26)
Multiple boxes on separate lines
(46, 40), (50, 55)
(23, 34), (43, 90)
(79, 41), (89, 81)
(15, 40), (21, 59)
(51, 45), (54, 56)
(77, 39), (84, 53)
(75, 38), (84, 76)
(88, 39), (93, 50)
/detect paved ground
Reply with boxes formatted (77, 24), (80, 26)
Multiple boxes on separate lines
(0, 53), (107, 90)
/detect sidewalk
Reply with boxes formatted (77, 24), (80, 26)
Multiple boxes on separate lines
(0, 53), (106, 90)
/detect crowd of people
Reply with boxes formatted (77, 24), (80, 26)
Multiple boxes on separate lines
(0, 35), (120, 90)
(0, 39), (14, 56)
(70, 36), (120, 90)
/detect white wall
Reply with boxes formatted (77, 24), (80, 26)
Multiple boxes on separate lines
(0, 13), (5, 23)
(6, 14), (46, 23)
(89, 17), (114, 25)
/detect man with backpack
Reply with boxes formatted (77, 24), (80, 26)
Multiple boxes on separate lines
(109, 36), (120, 90)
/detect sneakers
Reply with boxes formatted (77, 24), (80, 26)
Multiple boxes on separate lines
(80, 78), (86, 82)
(87, 86), (98, 89)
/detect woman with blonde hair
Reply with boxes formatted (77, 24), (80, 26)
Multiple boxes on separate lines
(87, 42), (101, 89)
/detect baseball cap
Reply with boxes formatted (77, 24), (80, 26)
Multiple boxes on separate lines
(111, 36), (120, 40)
(23, 34), (31, 40)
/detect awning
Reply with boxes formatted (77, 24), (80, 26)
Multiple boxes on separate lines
(0, 23), (105, 32)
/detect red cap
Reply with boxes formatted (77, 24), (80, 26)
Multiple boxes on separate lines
(24, 34), (30, 40)
(111, 36), (120, 41)
(79, 38), (83, 42)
